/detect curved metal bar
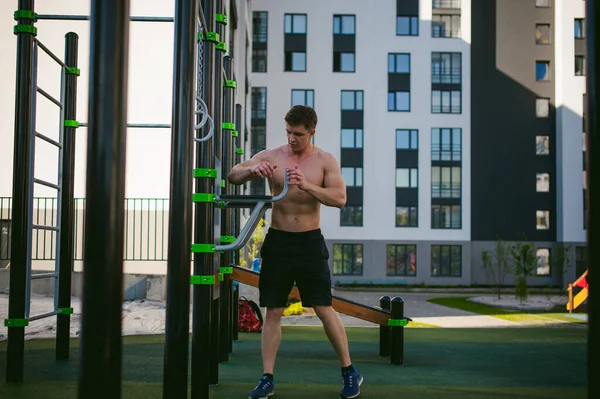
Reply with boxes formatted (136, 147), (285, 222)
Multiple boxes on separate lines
(194, 96), (209, 130)
(194, 113), (214, 143)
(270, 168), (289, 202)
(214, 201), (268, 252)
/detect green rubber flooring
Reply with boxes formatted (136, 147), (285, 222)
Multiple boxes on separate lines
(0, 326), (588, 398)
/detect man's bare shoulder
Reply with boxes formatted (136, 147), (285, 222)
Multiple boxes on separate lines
(254, 145), (286, 161)
(314, 148), (340, 167)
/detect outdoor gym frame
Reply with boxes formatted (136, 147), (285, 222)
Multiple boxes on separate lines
(4, 1), (599, 399)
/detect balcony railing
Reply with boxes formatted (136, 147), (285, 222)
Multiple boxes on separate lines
(433, 0), (462, 9)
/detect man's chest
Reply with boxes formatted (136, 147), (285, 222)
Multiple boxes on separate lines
(271, 157), (324, 188)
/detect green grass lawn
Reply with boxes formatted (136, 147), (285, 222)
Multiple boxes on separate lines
(427, 297), (588, 326)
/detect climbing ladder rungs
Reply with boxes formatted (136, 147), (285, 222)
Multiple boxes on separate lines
(29, 310), (61, 323)
(34, 178), (61, 190)
(36, 87), (63, 108)
(35, 131), (62, 148)
(31, 272), (58, 280)
(33, 224), (59, 232)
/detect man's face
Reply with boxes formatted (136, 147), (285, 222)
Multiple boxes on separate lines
(285, 122), (314, 150)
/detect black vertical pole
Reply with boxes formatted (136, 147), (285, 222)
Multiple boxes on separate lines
(6, 0), (35, 384)
(379, 296), (391, 357)
(220, 55), (235, 362)
(162, 0), (196, 397)
(56, 31), (79, 361)
(191, 0), (216, 397)
(231, 103), (243, 343)
(390, 297), (405, 365)
(209, 0), (225, 383)
(77, 1), (130, 398)
(585, 1), (598, 398)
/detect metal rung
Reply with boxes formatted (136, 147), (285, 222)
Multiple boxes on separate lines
(35, 131), (62, 148)
(33, 38), (70, 70)
(37, 87), (63, 108)
(78, 122), (171, 129)
(34, 178), (60, 190)
(33, 224), (59, 232)
(29, 310), (61, 323)
(31, 273), (58, 280)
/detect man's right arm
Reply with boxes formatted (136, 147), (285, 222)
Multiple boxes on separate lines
(227, 149), (275, 185)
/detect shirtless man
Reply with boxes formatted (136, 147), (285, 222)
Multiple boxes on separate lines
(228, 105), (363, 399)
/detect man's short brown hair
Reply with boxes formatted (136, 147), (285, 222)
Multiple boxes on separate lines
(285, 105), (318, 131)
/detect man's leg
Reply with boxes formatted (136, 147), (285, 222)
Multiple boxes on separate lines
(261, 307), (285, 374)
(313, 305), (351, 366)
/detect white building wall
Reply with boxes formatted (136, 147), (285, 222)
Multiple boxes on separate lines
(250, 0), (471, 242)
(555, 0), (587, 243)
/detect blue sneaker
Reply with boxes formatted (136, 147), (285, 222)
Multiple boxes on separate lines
(340, 368), (363, 398)
(248, 375), (274, 399)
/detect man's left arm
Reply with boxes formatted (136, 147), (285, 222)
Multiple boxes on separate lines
(299, 154), (347, 208)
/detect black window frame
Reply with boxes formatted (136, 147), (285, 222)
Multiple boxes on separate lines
(431, 166), (462, 199)
(386, 244), (417, 276)
(432, 14), (461, 38)
(341, 90), (364, 110)
(396, 129), (418, 150)
(284, 13), (307, 34)
(340, 205), (363, 227)
(431, 245), (462, 277)
(431, 128), (462, 161)
(291, 89), (315, 108)
(333, 14), (356, 35)
(396, 15), (418, 36)
(395, 206), (418, 228)
(431, 204), (462, 229)
(332, 243), (363, 275)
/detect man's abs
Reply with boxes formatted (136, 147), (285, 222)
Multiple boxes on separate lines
(269, 200), (321, 232)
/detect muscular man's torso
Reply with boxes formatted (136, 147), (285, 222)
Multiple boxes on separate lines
(264, 145), (326, 232)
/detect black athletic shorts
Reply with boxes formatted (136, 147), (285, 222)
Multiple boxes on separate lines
(258, 227), (332, 308)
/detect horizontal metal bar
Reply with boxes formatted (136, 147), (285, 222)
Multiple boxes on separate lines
(33, 224), (60, 232)
(29, 310), (61, 323)
(36, 14), (174, 22)
(35, 131), (62, 148)
(33, 38), (70, 70)
(34, 178), (61, 190)
(78, 122), (171, 129)
(37, 87), (63, 108)
(31, 273), (58, 280)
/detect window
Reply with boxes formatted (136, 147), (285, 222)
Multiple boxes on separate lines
(536, 248), (551, 276)
(285, 52), (306, 72)
(432, 90), (461, 114)
(250, 125), (266, 156)
(284, 14), (306, 34)
(342, 167), (363, 187)
(334, 52), (355, 72)
(397, 16), (418, 36)
(396, 129), (418, 149)
(396, 168), (418, 188)
(432, 15), (461, 38)
(536, 98), (550, 118)
(291, 89), (314, 108)
(432, 0), (461, 8)
(432, 205), (461, 229)
(388, 92), (410, 111)
(341, 90), (363, 110)
(341, 129), (363, 148)
(387, 245), (417, 276)
(396, 207), (418, 227)
(252, 11), (268, 73)
(535, 0), (551, 7)
(431, 128), (462, 161)
(431, 245), (462, 276)
(333, 15), (355, 35)
(431, 166), (461, 198)
(252, 49), (267, 72)
(535, 24), (550, 44)
(251, 87), (267, 119)
(432, 52), (462, 84)
(536, 173), (550, 192)
(332, 244), (363, 275)
(388, 53), (410, 73)
(575, 55), (586, 76)
(574, 19), (585, 38)
(536, 136), (550, 155)
(536, 61), (550, 81)
(536, 210), (550, 230)
(340, 206), (362, 227)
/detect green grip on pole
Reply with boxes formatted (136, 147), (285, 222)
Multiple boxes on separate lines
(220, 179), (225, 188)
(216, 14), (228, 25)
(194, 168), (217, 179)
(4, 318), (29, 327)
(224, 80), (237, 89)
(192, 193), (216, 203)
(191, 244), (216, 253)
(232, 130), (239, 138)
(65, 67), (80, 76)
(201, 31), (220, 43)
(388, 319), (408, 327)
(220, 236), (235, 243)
(64, 120), (79, 128)
(14, 24), (37, 36)
(236, 148), (244, 155)
(190, 275), (216, 285)
(220, 266), (233, 274)
(215, 42), (227, 52)
(222, 122), (235, 131)
(58, 307), (73, 315)
(14, 10), (37, 21)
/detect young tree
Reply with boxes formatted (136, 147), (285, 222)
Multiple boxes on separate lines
(552, 243), (574, 289)
(511, 236), (537, 304)
(239, 217), (268, 269)
(481, 239), (514, 299)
